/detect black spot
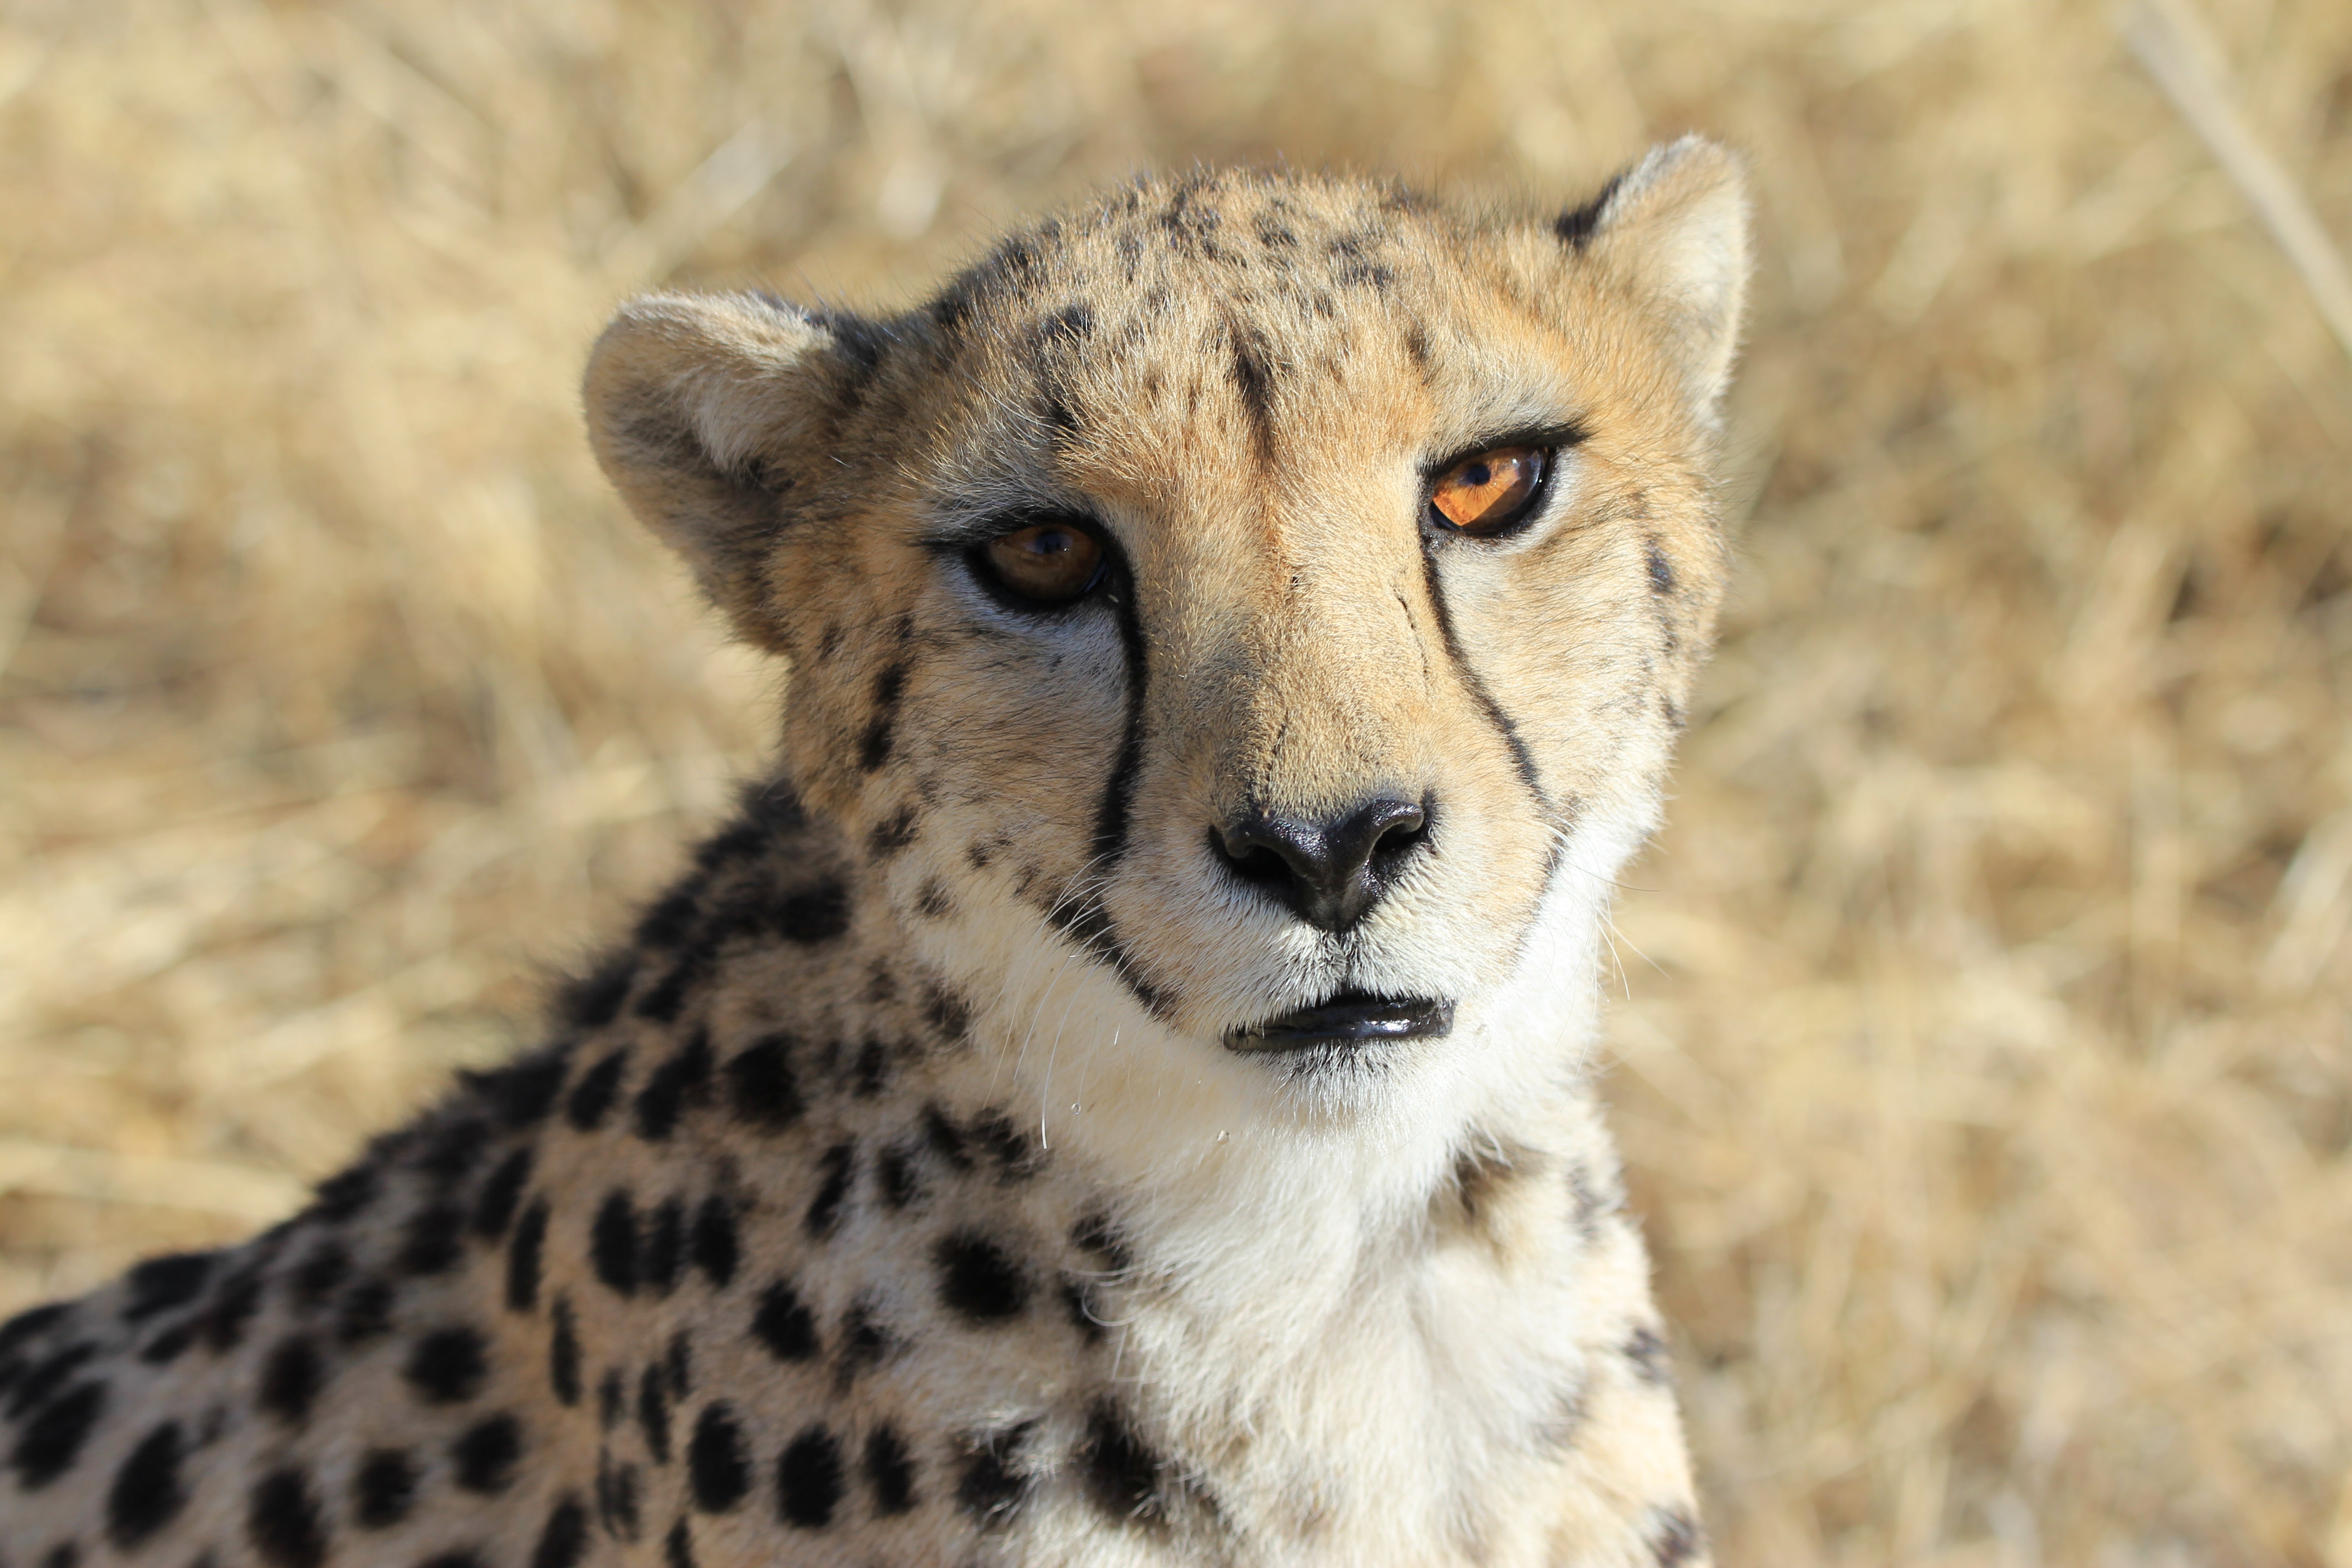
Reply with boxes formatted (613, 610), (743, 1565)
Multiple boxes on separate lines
(335, 1277), (396, 1344)
(416, 1115), (490, 1186)
(11, 1380), (104, 1487)
(507, 1198), (551, 1312)
(531, 1495), (590, 1568)
(866, 806), (918, 860)
(559, 953), (637, 1031)
(688, 1402), (750, 1513)
(773, 881), (852, 943)
(7, 1340), (95, 1418)
(642, 1198), (685, 1295)
(1447, 1140), (1529, 1231)
(593, 1191), (641, 1295)
(665, 1515), (698, 1568)
(635, 887), (701, 948)
(137, 1318), (197, 1364)
(934, 1231), (1029, 1323)
(1554, 171), (1625, 249)
(914, 877), (955, 921)
(638, 1363), (673, 1464)
(1648, 1504), (1704, 1565)
(864, 1423), (917, 1515)
(636, 1030), (715, 1141)
(667, 1328), (694, 1399)
(39, 1547), (77, 1568)
(246, 1466), (329, 1568)
(549, 1296), (582, 1406)
(692, 821), (764, 874)
(406, 1326), (489, 1404)
(471, 1147), (535, 1239)
(123, 1252), (215, 1321)
(0, 1302), (67, 1360)
(397, 1201), (466, 1276)
(851, 1037), (891, 1098)
(418, 1554), (485, 1568)
(1081, 1400), (1168, 1526)
(805, 1142), (856, 1239)
(105, 1420), (186, 1548)
(922, 1103), (971, 1169)
(453, 1412), (524, 1493)
(751, 1281), (819, 1362)
(1567, 1161), (1610, 1239)
(1646, 538), (1676, 594)
(567, 1049), (628, 1131)
(1063, 1276), (1105, 1343)
(836, 1297), (893, 1386)
(310, 1163), (377, 1223)
(970, 1110), (1039, 1181)
(1071, 1211), (1133, 1271)
(289, 1243), (349, 1308)
(691, 1194), (740, 1287)
(1625, 1325), (1674, 1387)
(467, 1048), (569, 1128)
(598, 1367), (625, 1429)
(632, 956), (704, 1024)
(597, 1454), (643, 1540)
(197, 1269), (265, 1354)
(726, 1035), (805, 1130)
(258, 1335), (325, 1425)
(777, 1426), (845, 1528)
(956, 1423), (1034, 1529)
(856, 665), (907, 779)
(876, 1146), (919, 1210)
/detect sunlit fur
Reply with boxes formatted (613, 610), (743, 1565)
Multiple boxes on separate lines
(0, 141), (1745, 1568)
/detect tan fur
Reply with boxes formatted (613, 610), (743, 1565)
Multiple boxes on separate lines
(0, 139), (1746, 1568)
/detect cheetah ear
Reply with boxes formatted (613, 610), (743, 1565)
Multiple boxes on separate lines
(1556, 135), (1752, 422)
(583, 291), (863, 648)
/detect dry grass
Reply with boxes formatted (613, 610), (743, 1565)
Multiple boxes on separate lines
(3, 0), (2348, 1559)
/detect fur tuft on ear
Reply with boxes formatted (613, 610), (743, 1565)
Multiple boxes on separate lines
(583, 292), (850, 647)
(1557, 136), (1752, 421)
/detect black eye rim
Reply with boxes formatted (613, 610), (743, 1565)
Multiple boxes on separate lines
(1420, 421), (1589, 543)
(954, 507), (1121, 614)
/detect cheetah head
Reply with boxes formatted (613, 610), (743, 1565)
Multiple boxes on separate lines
(585, 139), (1747, 1150)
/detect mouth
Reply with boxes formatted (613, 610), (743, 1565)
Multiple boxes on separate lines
(1223, 990), (1456, 1053)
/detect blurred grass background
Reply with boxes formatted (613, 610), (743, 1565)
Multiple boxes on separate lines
(1, 0), (2348, 1560)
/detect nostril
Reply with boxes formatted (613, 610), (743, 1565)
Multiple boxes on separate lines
(1366, 806), (1429, 873)
(1214, 832), (1297, 890)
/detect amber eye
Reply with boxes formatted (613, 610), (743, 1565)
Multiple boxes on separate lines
(977, 519), (1105, 606)
(1429, 446), (1548, 536)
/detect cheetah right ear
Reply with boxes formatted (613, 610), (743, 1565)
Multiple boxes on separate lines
(583, 291), (862, 648)
(1556, 136), (1752, 424)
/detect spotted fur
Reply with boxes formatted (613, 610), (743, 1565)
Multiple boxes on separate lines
(0, 137), (1748, 1566)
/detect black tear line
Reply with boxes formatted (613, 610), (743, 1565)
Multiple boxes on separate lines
(1416, 542), (1547, 810)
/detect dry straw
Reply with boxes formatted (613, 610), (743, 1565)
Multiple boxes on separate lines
(2, 0), (2347, 1561)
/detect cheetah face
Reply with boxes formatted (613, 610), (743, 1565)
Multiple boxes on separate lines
(587, 141), (1747, 1126)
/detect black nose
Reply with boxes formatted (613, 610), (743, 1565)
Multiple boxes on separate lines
(1212, 797), (1430, 932)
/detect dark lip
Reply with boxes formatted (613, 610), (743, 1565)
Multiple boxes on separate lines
(1223, 991), (1455, 1053)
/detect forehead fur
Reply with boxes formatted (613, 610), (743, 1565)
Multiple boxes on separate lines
(828, 167), (1699, 495)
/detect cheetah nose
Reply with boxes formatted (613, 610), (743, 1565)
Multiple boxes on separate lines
(1212, 796), (1430, 933)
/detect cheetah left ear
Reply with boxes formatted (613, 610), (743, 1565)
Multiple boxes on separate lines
(1557, 136), (1752, 422)
(584, 291), (868, 650)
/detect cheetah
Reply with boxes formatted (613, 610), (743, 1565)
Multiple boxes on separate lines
(0, 136), (1749, 1568)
